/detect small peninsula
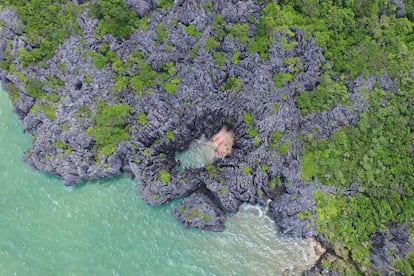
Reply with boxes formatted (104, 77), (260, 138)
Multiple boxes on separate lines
(0, 0), (413, 274)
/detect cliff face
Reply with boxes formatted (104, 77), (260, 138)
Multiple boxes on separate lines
(1, 1), (413, 274)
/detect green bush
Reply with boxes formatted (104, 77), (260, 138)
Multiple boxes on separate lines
(268, 176), (282, 190)
(232, 51), (240, 65)
(90, 0), (138, 39)
(10, 0), (81, 65)
(225, 23), (249, 43)
(157, 0), (174, 9)
(158, 169), (171, 184)
(164, 77), (180, 94)
(221, 77), (242, 92)
(165, 130), (175, 141)
(213, 52), (225, 68)
(243, 112), (253, 125)
(183, 24), (201, 37)
(295, 73), (349, 115)
(203, 2), (213, 13)
(30, 102), (56, 121)
(53, 140), (66, 150)
(205, 36), (219, 51)
(242, 166), (252, 175)
(87, 101), (131, 155)
(274, 72), (294, 88)
(137, 111), (148, 126)
(156, 23), (168, 43)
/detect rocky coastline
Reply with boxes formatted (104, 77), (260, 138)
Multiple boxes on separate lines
(1, 1), (412, 274)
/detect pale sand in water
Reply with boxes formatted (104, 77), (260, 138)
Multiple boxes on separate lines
(212, 126), (235, 157)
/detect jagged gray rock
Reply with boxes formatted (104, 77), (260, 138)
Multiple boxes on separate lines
(172, 192), (227, 231)
(0, 0), (398, 242)
(370, 223), (413, 274)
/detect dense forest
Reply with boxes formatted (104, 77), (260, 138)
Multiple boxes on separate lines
(0, 0), (413, 274)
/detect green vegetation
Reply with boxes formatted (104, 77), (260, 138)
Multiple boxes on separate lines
(221, 77), (242, 92)
(183, 24), (201, 37)
(213, 52), (225, 68)
(89, 0), (140, 39)
(203, 2), (213, 13)
(242, 166), (252, 175)
(268, 176), (282, 190)
(303, 86), (414, 272)
(297, 210), (311, 220)
(260, 164), (268, 172)
(268, 130), (290, 154)
(157, 0), (174, 9)
(137, 111), (148, 126)
(205, 36), (219, 52)
(156, 23), (168, 43)
(53, 140), (72, 156)
(295, 73), (349, 115)
(247, 2), (289, 59)
(158, 169), (171, 184)
(30, 102), (56, 121)
(274, 72), (294, 88)
(86, 101), (131, 155)
(225, 23), (249, 43)
(111, 50), (158, 95)
(6, 0), (81, 66)
(164, 77), (180, 94)
(243, 112), (253, 125)
(243, 112), (260, 140)
(212, 15), (226, 41)
(232, 51), (240, 65)
(165, 130), (175, 141)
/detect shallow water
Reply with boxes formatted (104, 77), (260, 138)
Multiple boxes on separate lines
(0, 89), (315, 275)
(175, 137), (218, 171)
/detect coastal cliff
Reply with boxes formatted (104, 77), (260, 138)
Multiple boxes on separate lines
(1, 1), (413, 274)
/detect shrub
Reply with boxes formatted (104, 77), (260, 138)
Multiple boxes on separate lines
(137, 111), (148, 126)
(225, 23), (249, 43)
(205, 36), (219, 51)
(164, 77), (180, 94)
(243, 112), (253, 125)
(213, 52), (225, 68)
(242, 166), (252, 175)
(221, 77), (241, 92)
(11, 1), (81, 65)
(90, 0), (138, 39)
(165, 130), (175, 141)
(232, 50), (240, 65)
(30, 102), (56, 121)
(87, 101), (131, 155)
(204, 2), (213, 13)
(305, 87), (414, 271)
(157, 0), (174, 9)
(158, 169), (171, 184)
(274, 72), (295, 88)
(295, 73), (349, 115)
(183, 24), (201, 37)
(156, 23), (168, 43)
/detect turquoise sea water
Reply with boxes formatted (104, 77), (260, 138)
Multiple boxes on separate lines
(0, 89), (315, 275)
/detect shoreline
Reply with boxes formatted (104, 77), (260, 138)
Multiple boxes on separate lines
(1, 1), (412, 274)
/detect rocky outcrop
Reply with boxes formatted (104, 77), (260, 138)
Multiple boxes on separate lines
(0, 0), (397, 239)
(172, 192), (227, 232)
(370, 223), (413, 274)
